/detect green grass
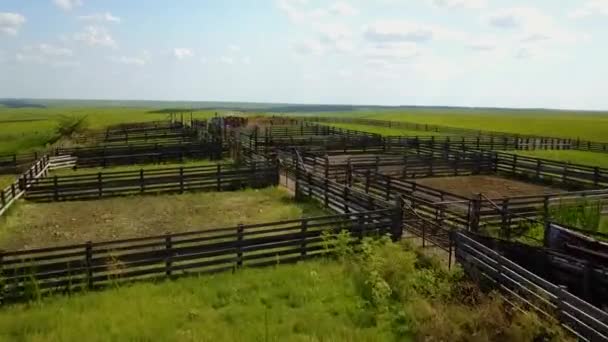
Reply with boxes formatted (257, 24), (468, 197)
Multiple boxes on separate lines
(0, 175), (16, 190)
(0, 107), (217, 155)
(0, 187), (327, 250)
(50, 159), (226, 176)
(319, 122), (447, 137)
(515, 150), (608, 169)
(352, 109), (608, 142)
(0, 239), (568, 342)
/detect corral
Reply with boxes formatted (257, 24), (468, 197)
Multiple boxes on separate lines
(0, 114), (607, 340)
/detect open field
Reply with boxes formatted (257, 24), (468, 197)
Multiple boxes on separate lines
(413, 175), (564, 199)
(0, 107), (218, 154)
(515, 150), (608, 169)
(348, 110), (608, 141)
(0, 187), (326, 250)
(50, 159), (225, 176)
(0, 239), (566, 342)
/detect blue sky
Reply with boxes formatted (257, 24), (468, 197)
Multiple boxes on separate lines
(0, 0), (607, 110)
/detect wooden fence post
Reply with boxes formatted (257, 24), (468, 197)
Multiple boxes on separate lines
(365, 170), (371, 193)
(594, 167), (600, 187)
(85, 241), (93, 290)
(53, 176), (59, 201)
(179, 167), (184, 194)
(165, 234), (173, 277)
(324, 178), (329, 208)
(140, 169), (145, 193)
(392, 197), (404, 241)
(0, 190), (5, 208)
(300, 219), (308, 258)
(97, 172), (103, 198)
(216, 164), (222, 191)
(0, 250), (4, 304)
(236, 224), (244, 268)
(501, 199), (510, 239)
(343, 187), (349, 213)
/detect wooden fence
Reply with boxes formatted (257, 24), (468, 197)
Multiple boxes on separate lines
(454, 231), (608, 341)
(25, 162), (278, 202)
(0, 156), (50, 216)
(0, 152), (44, 175)
(0, 209), (397, 303)
(54, 141), (224, 168)
(296, 116), (608, 153)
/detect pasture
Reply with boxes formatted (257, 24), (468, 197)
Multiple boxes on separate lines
(347, 109), (608, 141)
(0, 107), (218, 154)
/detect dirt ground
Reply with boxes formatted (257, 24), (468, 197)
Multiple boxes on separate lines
(0, 187), (326, 251)
(413, 175), (563, 199)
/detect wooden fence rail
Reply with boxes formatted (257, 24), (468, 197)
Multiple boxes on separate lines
(0, 156), (50, 217)
(25, 162), (278, 202)
(454, 231), (608, 341)
(295, 116), (608, 153)
(0, 209), (396, 303)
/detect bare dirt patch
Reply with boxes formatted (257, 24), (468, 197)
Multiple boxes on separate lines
(0, 187), (326, 251)
(413, 175), (563, 199)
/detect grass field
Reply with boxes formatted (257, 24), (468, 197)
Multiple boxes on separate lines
(0, 239), (567, 342)
(0, 187), (326, 250)
(0, 107), (218, 155)
(349, 109), (608, 142)
(304, 108), (608, 141)
(515, 150), (608, 169)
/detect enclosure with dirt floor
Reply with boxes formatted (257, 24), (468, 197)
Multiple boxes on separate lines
(0, 187), (326, 250)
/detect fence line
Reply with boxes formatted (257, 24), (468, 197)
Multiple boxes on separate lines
(0, 156), (50, 217)
(454, 231), (608, 341)
(0, 209), (396, 303)
(25, 162), (278, 202)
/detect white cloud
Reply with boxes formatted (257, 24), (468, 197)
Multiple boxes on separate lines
(317, 23), (354, 52)
(15, 43), (77, 66)
(79, 12), (121, 23)
(328, 2), (358, 16)
(53, 0), (83, 11)
(292, 39), (325, 56)
(24, 44), (73, 57)
(200, 57), (207, 64)
(363, 20), (465, 44)
(569, 0), (608, 18)
(0, 12), (26, 36)
(467, 38), (497, 51)
(484, 7), (589, 46)
(277, 0), (358, 23)
(242, 56), (251, 64)
(427, 0), (486, 9)
(337, 69), (353, 78)
(228, 44), (241, 52)
(74, 26), (117, 48)
(364, 42), (421, 63)
(173, 48), (194, 60)
(219, 56), (234, 64)
(109, 56), (147, 66)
